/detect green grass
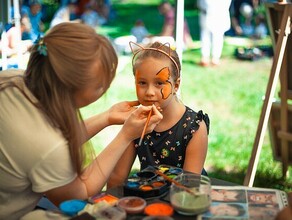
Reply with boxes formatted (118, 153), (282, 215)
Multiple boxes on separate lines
(80, 1), (292, 192)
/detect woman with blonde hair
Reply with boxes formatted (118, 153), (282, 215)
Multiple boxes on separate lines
(0, 22), (162, 219)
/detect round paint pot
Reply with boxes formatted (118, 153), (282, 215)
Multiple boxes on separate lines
(168, 167), (183, 175)
(144, 203), (174, 216)
(59, 199), (87, 216)
(127, 177), (141, 182)
(142, 216), (174, 220)
(94, 206), (126, 220)
(151, 181), (165, 188)
(137, 171), (157, 181)
(166, 174), (176, 179)
(139, 184), (153, 191)
(117, 196), (146, 214)
(126, 181), (140, 188)
(158, 165), (170, 172)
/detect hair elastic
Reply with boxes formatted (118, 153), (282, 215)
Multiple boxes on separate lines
(129, 41), (180, 77)
(34, 35), (47, 56)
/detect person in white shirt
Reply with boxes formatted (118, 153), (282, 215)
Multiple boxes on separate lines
(198, 0), (232, 66)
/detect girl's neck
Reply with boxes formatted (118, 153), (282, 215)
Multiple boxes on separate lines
(155, 100), (185, 132)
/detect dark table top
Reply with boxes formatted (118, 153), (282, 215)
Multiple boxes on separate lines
(106, 176), (238, 220)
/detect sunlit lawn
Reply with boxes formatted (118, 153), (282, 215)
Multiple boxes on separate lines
(80, 0), (292, 192)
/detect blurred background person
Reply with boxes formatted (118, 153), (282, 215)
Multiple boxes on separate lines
(0, 17), (33, 58)
(130, 19), (149, 43)
(253, 12), (268, 39)
(81, 3), (106, 29)
(229, 0), (268, 39)
(80, 0), (116, 24)
(95, 0), (115, 23)
(198, 0), (232, 66)
(158, 1), (195, 49)
(239, 2), (254, 37)
(26, 0), (44, 42)
(50, 0), (80, 28)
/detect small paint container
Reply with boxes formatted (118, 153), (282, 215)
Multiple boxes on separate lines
(88, 193), (118, 205)
(144, 203), (174, 216)
(139, 185), (153, 191)
(127, 177), (141, 182)
(137, 171), (157, 181)
(126, 181), (140, 188)
(94, 205), (127, 220)
(158, 165), (170, 173)
(117, 196), (147, 214)
(59, 199), (87, 216)
(142, 216), (174, 220)
(151, 181), (165, 188)
(166, 174), (177, 179)
(168, 167), (183, 175)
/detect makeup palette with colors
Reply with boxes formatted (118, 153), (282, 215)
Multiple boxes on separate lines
(123, 165), (183, 198)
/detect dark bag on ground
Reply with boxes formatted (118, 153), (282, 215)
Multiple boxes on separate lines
(235, 45), (273, 61)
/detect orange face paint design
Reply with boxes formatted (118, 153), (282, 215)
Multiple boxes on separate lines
(135, 67), (173, 100)
(156, 67), (172, 99)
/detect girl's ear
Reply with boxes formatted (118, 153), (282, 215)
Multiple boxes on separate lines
(174, 77), (181, 92)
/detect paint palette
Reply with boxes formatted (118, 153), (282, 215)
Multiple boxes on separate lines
(123, 165), (183, 198)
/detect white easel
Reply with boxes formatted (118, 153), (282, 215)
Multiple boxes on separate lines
(244, 2), (292, 187)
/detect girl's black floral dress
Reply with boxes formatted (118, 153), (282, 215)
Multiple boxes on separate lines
(134, 106), (210, 175)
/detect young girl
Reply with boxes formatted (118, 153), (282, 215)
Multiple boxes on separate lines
(108, 41), (209, 188)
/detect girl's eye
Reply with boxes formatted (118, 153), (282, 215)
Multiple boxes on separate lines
(156, 81), (164, 86)
(137, 81), (146, 86)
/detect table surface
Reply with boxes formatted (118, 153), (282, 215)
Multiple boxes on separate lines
(106, 176), (238, 220)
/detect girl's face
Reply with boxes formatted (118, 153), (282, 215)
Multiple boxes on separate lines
(210, 204), (239, 216)
(74, 61), (106, 108)
(212, 190), (238, 201)
(134, 57), (179, 109)
(249, 193), (277, 204)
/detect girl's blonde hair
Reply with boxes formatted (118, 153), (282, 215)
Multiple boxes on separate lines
(132, 42), (181, 81)
(24, 22), (118, 175)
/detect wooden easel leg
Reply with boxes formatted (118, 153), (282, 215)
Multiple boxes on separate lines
(243, 6), (292, 187)
(282, 140), (289, 178)
(283, 162), (288, 178)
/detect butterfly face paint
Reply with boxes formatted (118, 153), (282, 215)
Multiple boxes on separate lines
(135, 66), (173, 101)
(156, 67), (172, 99)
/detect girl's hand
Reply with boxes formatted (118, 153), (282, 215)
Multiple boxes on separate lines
(108, 101), (140, 125)
(121, 105), (163, 141)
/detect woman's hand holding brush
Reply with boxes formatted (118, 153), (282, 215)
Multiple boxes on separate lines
(121, 104), (163, 142)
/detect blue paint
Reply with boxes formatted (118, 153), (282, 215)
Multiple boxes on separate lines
(126, 182), (140, 188)
(59, 199), (86, 216)
(169, 167), (183, 175)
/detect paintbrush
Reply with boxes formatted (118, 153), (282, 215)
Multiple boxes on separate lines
(138, 107), (153, 146)
(155, 170), (197, 196)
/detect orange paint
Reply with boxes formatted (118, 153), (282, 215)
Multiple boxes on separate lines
(156, 67), (172, 99)
(140, 185), (153, 191)
(135, 67), (173, 100)
(152, 181), (165, 188)
(144, 203), (174, 216)
(89, 193), (118, 205)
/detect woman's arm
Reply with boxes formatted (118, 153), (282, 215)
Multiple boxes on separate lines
(183, 120), (208, 174)
(107, 142), (137, 189)
(45, 105), (162, 206)
(84, 101), (139, 139)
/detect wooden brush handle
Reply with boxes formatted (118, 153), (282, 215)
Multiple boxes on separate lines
(155, 170), (196, 196)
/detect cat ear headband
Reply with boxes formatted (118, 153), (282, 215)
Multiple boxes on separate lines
(129, 41), (180, 77)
